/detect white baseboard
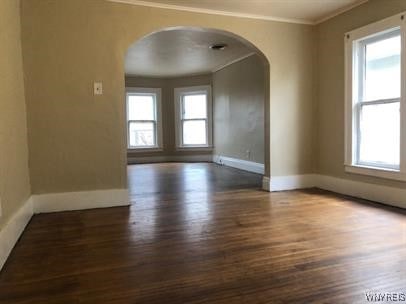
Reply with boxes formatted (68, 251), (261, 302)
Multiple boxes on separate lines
(128, 154), (212, 164)
(264, 173), (406, 209)
(317, 175), (406, 209)
(0, 197), (34, 270)
(270, 174), (318, 192)
(213, 155), (265, 174)
(33, 189), (130, 213)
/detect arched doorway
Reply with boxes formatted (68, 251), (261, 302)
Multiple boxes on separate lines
(122, 27), (270, 195)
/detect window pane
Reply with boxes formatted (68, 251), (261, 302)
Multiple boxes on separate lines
(358, 102), (400, 168)
(128, 94), (155, 120)
(183, 94), (207, 119)
(129, 122), (155, 147)
(183, 120), (207, 145)
(364, 33), (400, 101)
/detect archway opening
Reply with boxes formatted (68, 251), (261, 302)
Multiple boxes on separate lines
(123, 27), (270, 200)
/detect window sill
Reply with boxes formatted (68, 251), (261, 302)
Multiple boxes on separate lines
(345, 164), (406, 182)
(127, 147), (163, 153)
(176, 146), (213, 152)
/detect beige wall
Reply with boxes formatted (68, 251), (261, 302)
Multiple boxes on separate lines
(125, 74), (212, 159)
(213, 55), (265, 164)
(21, 0), (315, 194)
(316, 0), (406, 188)
(0, 0), (31, 229)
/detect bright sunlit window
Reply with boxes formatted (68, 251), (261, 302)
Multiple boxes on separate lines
(174, 86), (212, 148)
(126, 88), (162, 149)
(345, 13), (406, 180)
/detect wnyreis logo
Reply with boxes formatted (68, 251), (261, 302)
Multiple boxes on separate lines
(365, 292), (406, 302)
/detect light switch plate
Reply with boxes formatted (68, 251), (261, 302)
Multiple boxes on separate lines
(94, 82), (103, 95)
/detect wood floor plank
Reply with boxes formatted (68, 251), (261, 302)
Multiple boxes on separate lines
(0, 163), (405, 303)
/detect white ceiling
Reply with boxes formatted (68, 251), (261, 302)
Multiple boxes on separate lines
(125, 29), (256, 77)
(111, 0), (368, 24)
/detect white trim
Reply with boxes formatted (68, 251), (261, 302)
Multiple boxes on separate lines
(270, 174), (318, 192)
(107, 0), (314, 25)
(213, 155), (264, 175)
(0, 197), (34, 270)
(212, 53), (256, 73)
(33, 189), (130, 214)
(317, 175), (406, 209)
(128, 154), (213, 164)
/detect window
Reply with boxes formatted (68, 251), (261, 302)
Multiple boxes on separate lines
(345, 12), (406, 180)
(126, 88), (162, 150)
(174, 85), (212, 149)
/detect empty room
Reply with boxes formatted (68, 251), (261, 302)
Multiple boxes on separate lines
(0, 0), (405, 303)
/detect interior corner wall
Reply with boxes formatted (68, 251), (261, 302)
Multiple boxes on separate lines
(0, 0), (31, 229)
(316, 0), (406, 188)
(213, 55), (265, 164)
(125, 74), (213, 159)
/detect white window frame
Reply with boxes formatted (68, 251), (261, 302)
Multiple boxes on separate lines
(174, 85), (213, 150)
(344, 12), (406, 181)
(126, 87), (163, 151)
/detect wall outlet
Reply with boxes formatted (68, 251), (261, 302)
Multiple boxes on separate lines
(246, 150), (251, 159)
(94, 82), (103, 95)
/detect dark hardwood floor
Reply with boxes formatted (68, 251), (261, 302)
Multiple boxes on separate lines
(0, 163), (405, 303)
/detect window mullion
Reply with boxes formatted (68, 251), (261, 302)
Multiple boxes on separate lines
(360, 98), (400, 105)
(129, 120), (156, 123)
(181, 118), (206, 121)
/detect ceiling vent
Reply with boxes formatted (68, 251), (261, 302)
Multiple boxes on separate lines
(209, 43), (228, 50)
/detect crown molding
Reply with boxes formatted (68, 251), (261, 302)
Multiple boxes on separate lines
(108, 0), (368, 26)
(107, 0), (314, 25)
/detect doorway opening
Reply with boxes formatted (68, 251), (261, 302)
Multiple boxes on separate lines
(123, 27), (270, 199)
